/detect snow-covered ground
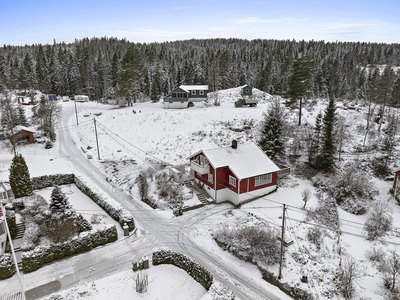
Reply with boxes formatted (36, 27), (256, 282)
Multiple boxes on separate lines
(1, 86), (400, 299)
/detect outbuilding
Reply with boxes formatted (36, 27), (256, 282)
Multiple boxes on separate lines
(188, 140), (280, 206)
(12, 126), (36, 143)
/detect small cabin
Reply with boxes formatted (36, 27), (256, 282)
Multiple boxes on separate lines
(240, 85), (253, 99)
(17, 96), (32, 105)
(12, 126), (36, 143)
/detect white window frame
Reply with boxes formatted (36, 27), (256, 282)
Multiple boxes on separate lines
(191, 90), (196, 95)
(255, 174), (272, 187)
(200, 155), (205, 166)
(199, 90), (204, 95)
(208, 173), (213, 183)
(229, 175), (236, 187)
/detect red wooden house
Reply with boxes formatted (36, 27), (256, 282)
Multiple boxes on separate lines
(188, 140), (280, 206)
(12, 126), (36, 143)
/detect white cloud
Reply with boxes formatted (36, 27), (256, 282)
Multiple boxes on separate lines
(231, 17), (306, 24)
(325, 22), (384, 32)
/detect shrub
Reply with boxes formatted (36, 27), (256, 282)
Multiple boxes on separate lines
(306, 227), (326, 250)
(5, 210), (17, 239)
(152, 250), (213, 290)
(21, 222), (42, 251)
(365, 247), (385, 263)
(208, 282), (236, 300)
(0, 254), (16, 280)
(213, 225), (280, 266)
(77, 214), (92, 232)
(307, 195), (340, 232)
(364, 200), (393, 240)
(31, 174), (75, 190)
(42, 212), (78, 244)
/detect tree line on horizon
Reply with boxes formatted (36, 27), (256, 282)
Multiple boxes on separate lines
(0, 37), (400, 106)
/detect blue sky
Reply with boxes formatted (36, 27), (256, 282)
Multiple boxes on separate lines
(0, 0), (399, 46)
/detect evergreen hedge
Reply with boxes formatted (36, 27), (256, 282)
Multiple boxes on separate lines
(0, 254), (16, 280)
(152, 250), (213, 290)
(30, 174), (135, 231)
(6, 210), (17, 239)
(22, 225), (118, 273)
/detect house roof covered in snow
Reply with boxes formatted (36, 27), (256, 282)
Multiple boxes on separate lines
(13, 125), (36, 133)
(179, 85), (208, 91)
(189, 142), (280, 180)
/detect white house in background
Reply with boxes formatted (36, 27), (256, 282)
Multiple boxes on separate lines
(0, 182), (12, 203)
(188, 140), (280, 206)
(74, 95), (89, 102)
(163, 85), (208, 109)
(0, 210), (6, 255)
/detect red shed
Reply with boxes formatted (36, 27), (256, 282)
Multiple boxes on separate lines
(188, 140), (280, 206)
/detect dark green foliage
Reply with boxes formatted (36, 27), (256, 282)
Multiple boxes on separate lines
(118, 44), (145, 105)
(152, 250), (213, 290)
(5, 210), (17, 239)
(308, 111), (322, 166)
(31, 174), (75, 190)
(22, 225), (118, 273)
(0, 254), (16, 280)
(49, 186), (70, 212)
(16, 105), (29, 127)
(315, 94), (337, 170)
(137, 172), (149, 201)
(42, 212), (78, 243)
(77, 214), (93, 233)
(259, 98), (287, 160)
(9, 154), (33, 198)
(286, 54), (314, 125)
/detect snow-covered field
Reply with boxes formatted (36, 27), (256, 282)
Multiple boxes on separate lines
(1, 86), (400, 299)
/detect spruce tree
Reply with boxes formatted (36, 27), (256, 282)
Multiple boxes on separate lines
(286, 54), (314, 126)
(9, 154), (33, 198)
(49, 185), (70, 212)
(316, 94), (337, 170)
(308, 111), (322, 165)
(258, 97), (287, 160)
(17, 105), (29, 127)
(77, 213), (92, 232)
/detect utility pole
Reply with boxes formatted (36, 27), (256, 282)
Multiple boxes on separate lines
(94, 119), (101, 160)
(278, 204), (287, 279)
(1, 203), (26, 300)
(74, 98), (79, 126)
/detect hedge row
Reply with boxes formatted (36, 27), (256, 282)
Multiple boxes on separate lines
(22, 225), (117, 273)
(6, 210), (17, 239)
(152, 250), (213, 290)
(30, 173), (135, 231)
(258, 267), (313, 300)
(0, 254), (16, 280)
(31, 174), (75, 190)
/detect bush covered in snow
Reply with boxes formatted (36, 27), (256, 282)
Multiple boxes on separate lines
(363, 200), (393, 240)
(155, 171), (183, 208)
(152, 250), (213, 290)
(212, 224), (280, 266)
(307, 194), (340, 232)
(207, 282), (236, 300)
(21, 222), (42, 251)
(0, 254), (16, 280)
(22, 225), (117, 273)
(327, 167), (378, 215)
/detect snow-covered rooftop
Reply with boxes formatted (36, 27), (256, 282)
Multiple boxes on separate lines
(180, 85), (208, 91)
(13, 125), (36, 133)
(196, 142), (280, 179)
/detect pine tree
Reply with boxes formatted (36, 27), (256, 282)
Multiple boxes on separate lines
(258, 97), (287, 160)
(316, 94), (337, 170)
(49, 185), (70, 212)
(286, 54), (314, 125)
(17, 105), (29, 127)
(77, 213), (93, 232)
(9, 154), (33, 198)
(308, 111), (322, 165)
(381, 112), (398, 166)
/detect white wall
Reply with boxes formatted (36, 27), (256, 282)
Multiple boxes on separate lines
(163, 102), (188, 109)
(238, 185), (277, 205)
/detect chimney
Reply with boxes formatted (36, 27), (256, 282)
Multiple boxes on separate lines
(231, 139), (237, 149)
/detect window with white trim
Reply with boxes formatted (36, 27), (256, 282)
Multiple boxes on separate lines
(200, 155), (205, 166)
(229, 175), (236, 187)
(199, 90), (204, 95)
(255, 174), (272, 187)
(208, 173), (213, 183)
(191, 90), (196, 95)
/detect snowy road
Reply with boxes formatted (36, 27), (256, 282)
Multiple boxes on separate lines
(20, 105), (294, 300)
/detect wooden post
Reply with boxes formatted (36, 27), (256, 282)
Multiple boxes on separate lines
(278, 204), (286, 279)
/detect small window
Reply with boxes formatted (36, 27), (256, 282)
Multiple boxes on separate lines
(200, 156), (205, 166)
(172, 93), (176, 98)
(208, 173), (213, 183)
(246, 89), (249, 93)
(229, 175), (236, 187)
(184, 93), (187, 98)
(255, 174), (272, 187)
(191, 90), (196, 95)
(199, 90), (204, 95)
